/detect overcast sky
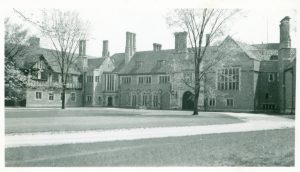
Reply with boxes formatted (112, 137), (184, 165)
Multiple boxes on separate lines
(5, 8), (297, 57)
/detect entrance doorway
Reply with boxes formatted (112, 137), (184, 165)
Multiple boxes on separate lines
(107, 97), (113, 107)
(182, 91), (194, 110)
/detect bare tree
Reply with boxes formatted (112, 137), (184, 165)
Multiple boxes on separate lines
(14, 9), (89, 109)
(166, 9), (239, 115)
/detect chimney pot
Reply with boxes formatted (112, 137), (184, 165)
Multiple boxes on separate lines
(153, 43), (162, 52)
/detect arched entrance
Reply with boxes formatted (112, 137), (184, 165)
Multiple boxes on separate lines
(182, 91), (194, 110)
(107, 97), (113, 107)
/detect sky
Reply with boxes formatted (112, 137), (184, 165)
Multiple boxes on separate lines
(4, 8), (297, 57)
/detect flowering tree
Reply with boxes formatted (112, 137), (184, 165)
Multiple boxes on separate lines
(4, 18), (29, 106)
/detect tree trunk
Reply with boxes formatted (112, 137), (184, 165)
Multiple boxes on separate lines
(193, 60), (200, 115)
(61, 83), (66, 109)
(193, 87), (200, 115)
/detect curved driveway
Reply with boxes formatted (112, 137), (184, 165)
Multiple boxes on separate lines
(5, 112), (294, 148)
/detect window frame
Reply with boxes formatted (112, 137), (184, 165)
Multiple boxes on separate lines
(159, 75), (170, 84)
(226, 98), (234, 107)
(121, 76), (132, 84)
(48, 92), (54, 101)
(217, 67), (241, 91)
(153, 95), (159, 107)
(208, 98), (216, 107)
(86, 95), (92, 103)
(87, 75), (94, 82)
(268, 73), (275, 82)
(95, 76), (100, 82)
(35, 91), (42, 100)
(71, 92), (76, 102)
(137, 75), (152, 85)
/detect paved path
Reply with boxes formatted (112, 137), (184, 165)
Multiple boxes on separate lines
(5, 112), (294, 148)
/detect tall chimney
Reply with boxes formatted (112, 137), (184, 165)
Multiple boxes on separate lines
(279, 16), (291, 49)
(79, 40), (87, 72)
(174, 32), (187, 53)
(132, 33), (136, 54)
(125, 32), (136, 64)
(102, 40), (109, 57)
(79, 40), (86, 56)
(153, 43), (162, 52)
(29, 37), (40, 47)
(278, 16), (292, 113)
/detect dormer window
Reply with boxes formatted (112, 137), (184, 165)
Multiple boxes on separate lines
(157, 60), (166, 67)
(270, 55), (278, 60)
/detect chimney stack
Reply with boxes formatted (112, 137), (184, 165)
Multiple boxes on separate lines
(79, 40), (86, 56)
(153, 43), (162, 52)
(174, 32), (188, 53)
(79, 39), (87, 72)
(102, 40), (109, 57)
(125, 32), (136, 64)
(132, 33), (136, 54)
(279, 16), (291, 49)
(29, 37), (40, 47)
(278, 16), (292, 112)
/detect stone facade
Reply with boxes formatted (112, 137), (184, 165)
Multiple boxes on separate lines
(16, 16), (296, 113)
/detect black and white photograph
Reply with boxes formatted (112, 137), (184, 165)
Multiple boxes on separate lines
(1, 0), (299, 170)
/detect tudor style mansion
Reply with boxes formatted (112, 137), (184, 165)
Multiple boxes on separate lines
(9, 16), (296, 113)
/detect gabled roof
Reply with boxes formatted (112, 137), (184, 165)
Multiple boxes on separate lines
(110, 53), (125, 72)
(224, 36), (279, 61)
(252, 43), (279, 50)
(9, 44), (98, 75)
(87, 58), (106, 70)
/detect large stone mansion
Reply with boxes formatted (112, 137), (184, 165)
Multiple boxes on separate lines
(11, 16), (296, 113)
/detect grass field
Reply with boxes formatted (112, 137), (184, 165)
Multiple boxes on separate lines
(5, 108), (242, 134)
(5, 128), (294, 166)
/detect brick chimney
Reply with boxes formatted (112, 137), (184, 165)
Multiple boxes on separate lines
(174, 32), (187, 53)
(153, 43), (162, 52)
(102, 40), (109, 57)
(125, 32), (136, 64)
(279, 16), (291, 49)
(278, 16), (292, 113)
(29, 37), (40, 47)
(79, 40), (86, 56)
(79, 40), (87, 72)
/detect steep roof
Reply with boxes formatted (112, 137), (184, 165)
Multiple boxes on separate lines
(116, 49), (193, 75)
(224, 36), (279, 61)
(110, 53), (125, 72)
(87, 58), (106, 70)
(10, 45), (97, 75)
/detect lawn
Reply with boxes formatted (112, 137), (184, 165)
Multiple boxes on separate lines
(5, 108), (242, 134)
(5, 128), (294, 166)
